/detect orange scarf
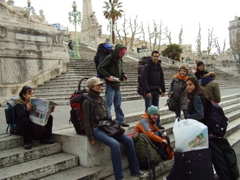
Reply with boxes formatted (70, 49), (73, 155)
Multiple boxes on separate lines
(173, 73), (188, 81)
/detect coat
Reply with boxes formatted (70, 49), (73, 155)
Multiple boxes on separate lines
(201, 77), (221, 103)
(168, 75), (188, 110)
(134, 112), (164, 143)
(141, 59), (165, 94)
(97, 44), (126, 86)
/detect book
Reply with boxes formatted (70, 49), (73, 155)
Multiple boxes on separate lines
(29, 97), (58, 126)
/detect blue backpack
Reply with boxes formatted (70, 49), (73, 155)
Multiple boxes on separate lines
(204, 99), (228, 137)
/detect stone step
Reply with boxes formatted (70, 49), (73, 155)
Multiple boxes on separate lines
(0, 153), (78, 180)
(0, 143), (61, 168)
(0, 134), (23, 151)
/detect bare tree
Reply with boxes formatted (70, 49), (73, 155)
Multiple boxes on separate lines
(115, 14), (130, 46)
(165, 26), (172, 45)
(147, 20), (164, 51)
(129, 15), (142, 50)
(179, 25), (183, 45)
(196, 23), (202, 57)
(140, 22), (149, 50)
(207, 27), (214, 57)
(214, 37), (226, 55)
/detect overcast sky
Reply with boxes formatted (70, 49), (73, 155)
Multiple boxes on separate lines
(14, 0), (240, 52)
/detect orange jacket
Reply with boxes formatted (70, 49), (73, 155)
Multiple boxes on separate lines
(134, 112), (164, 143)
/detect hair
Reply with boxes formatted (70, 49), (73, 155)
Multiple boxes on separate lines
(179, 65), (189, 75)
(196, 61), (204, 67)
(203, 72), (216, 78)
(186, 76), (206, 100)
(151, 51), (160, 56)
(19, 86), (32, 101)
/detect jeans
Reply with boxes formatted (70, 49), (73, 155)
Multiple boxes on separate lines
(143, 89), (160, 110)
(143, 89), (161, 125)
(175, 109), (188, 119)
(105, 82), (125, 125)
(94, 128), (140, 180)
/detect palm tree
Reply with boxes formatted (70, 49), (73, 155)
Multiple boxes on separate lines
(161, 44), (183, 61)
(103, 0), (124, 44)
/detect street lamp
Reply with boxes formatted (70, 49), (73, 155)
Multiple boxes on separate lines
(107, 20), (114, 44)
(68, 1), (81, 59)
(24, 0), (35, 15)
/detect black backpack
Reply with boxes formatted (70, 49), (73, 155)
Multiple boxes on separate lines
(137, 56), (151, 95)
(94, 43), (113, 78)
(4, 95), (22, 134)
(204, 99), (228, 137)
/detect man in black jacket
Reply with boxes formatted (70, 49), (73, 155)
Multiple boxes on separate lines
(141, 51), (165, 129)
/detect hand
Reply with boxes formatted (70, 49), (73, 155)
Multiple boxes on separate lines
(162, 139), (168, 144)
(123, 75), (127, 81)
(26, 103), (34, 112)
(147, 93), (152, 98)
(162, 132), (167, 137)
(107, 75), (114, 82)
(168, 94), (171, 98)
(51, 106), (55, 112)
(90, 141), (96, 145)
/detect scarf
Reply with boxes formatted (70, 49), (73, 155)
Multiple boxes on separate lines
(173, 73), (188, 81)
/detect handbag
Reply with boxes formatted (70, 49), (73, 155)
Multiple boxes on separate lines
(166, 97), (179, 111)
(98, 120), (125, 137)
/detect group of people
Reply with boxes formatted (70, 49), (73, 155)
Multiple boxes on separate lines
(12, 43), (221, 180)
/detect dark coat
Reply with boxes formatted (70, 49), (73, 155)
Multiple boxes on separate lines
(97, 44), (126, 86)
(141, 60), (165, 94)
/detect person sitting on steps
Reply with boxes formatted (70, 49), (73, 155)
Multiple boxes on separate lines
(14, 86), (55, 149)
(82, 77), (148, 180)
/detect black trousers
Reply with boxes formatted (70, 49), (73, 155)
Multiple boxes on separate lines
(16, 115), (53, 144)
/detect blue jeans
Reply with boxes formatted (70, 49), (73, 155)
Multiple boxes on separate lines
(105, 83), (125, 125)
(94, 128), (140, 180)
(143, 89), (161, 126)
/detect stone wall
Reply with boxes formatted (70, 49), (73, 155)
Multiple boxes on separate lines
(0, 1), (69, 102)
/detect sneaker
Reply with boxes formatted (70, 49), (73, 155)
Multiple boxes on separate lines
(24, 144), (32, 149)
(162, 177), (167, 180)
(121, 123), (129, 127)
(131, 171), (148, 178)
(40, 139), (55, 144)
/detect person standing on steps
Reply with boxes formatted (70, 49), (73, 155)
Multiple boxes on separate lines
(97, 44), (129, 127)
(141, 50), (166, 129)
(200, 72), (221, 105)
(194, 61), (209, 81)
(168, 65), (188, 119)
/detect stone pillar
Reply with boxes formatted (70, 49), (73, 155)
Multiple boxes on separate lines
(81, 0), (102, 41)
(81, 0), (93, 32)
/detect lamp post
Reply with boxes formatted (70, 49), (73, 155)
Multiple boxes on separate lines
(25, 0), (35, 15)
(68, 1), (81, 59)
(107, 20), (113, 44)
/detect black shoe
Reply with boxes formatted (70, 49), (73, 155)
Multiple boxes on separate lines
(158, 125), (165, 129)
(121, 123), (129, 127)
(40, 139), (55, 144)
(24, 144), (32, 149)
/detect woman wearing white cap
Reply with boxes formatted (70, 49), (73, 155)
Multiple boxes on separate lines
(82, 77), (147, 180)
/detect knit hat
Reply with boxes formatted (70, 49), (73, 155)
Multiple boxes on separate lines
(147, 105), (160, 115)
(86, 77), (104, 89)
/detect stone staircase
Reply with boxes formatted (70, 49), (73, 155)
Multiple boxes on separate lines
(1, 92), (240, 179)
(33, 44), (240, 106)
